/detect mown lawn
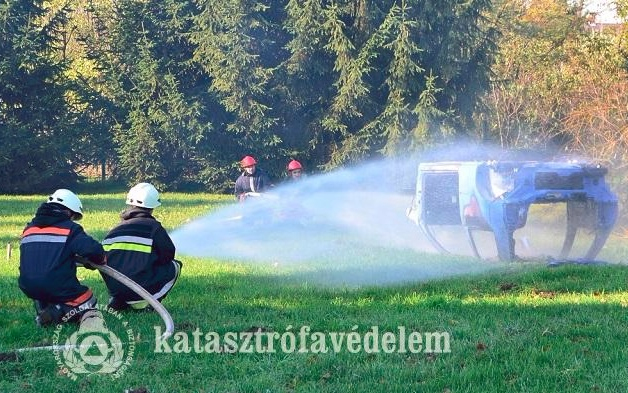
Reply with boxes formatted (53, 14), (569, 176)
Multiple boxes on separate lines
(1, 192), (628, 393)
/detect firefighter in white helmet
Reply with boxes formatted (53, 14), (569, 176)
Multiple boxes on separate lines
(19, 189), (106, 326)
(101, 183), (182, 311)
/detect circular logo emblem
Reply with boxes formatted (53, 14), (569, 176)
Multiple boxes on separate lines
(52, 304), (135, 380)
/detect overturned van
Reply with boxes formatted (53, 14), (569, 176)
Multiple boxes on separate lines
(406, 161), (618, 261)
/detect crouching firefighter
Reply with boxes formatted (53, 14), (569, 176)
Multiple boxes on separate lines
(19, 189), (106, 326)
(101, 183), (182, 311)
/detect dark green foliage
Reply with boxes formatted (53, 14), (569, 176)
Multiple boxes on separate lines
(0, 0), (78, 193)
(0, 0), (499, 192)
(190, 0), (287, 180)
(281, 0), (498, 167)
(78, 0), (218, 190)
(190, 0), (497, 171)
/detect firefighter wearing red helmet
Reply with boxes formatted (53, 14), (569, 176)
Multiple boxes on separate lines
(287, 159), (304, 180)
(235, 155), (272, 201)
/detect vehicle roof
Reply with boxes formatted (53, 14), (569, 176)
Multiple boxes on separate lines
(417, 160), (601, 171)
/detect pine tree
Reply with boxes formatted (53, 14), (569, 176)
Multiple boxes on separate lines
(0, 0), (77, 192)
(190, 0), (285, 164)
(81, 0), (217, 188)
(304, 0), (494, 165)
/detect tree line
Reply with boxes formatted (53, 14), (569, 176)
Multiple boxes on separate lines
(1, 0), (626, 195)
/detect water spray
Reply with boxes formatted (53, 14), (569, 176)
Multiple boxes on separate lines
(170, 158), (507, 286)
(171, 151), (620, 286)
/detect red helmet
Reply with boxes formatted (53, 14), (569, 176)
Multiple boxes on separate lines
(287, 160), (302, 171)
(240, 155), (257, 167)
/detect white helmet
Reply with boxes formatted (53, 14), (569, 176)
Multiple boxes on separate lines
(47, 189), (83, 220)
(126, 182), (161, 208)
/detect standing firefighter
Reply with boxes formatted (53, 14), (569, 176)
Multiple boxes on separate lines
(234, 155), (272, 201)
(19, 189), (106, 326)
(101, 183), (182, 311)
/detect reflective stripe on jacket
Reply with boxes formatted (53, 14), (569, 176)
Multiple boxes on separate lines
(102, 207), (176, 301)
(18, 203), (105, 303)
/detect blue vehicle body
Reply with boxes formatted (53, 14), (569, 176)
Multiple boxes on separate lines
(407, 161), (618, 261)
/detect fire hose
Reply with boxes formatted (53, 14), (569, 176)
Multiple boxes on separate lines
(77, 256), (174, 341)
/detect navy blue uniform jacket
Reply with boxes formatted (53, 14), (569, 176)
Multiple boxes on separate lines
(234, 168), (272, 197)
(101, 207), (176, 301)
(19, 203), (105, 303)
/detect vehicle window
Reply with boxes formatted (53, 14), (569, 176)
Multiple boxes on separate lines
(489, 168), (515, 198)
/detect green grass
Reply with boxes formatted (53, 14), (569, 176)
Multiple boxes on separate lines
(1, 193), (628, 392)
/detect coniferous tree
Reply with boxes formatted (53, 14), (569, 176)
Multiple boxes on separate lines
(56, 0), (121, 180)
(280, 0), (335, 165)
(0, 0), (78, 193)
(29, 0), (499, 190)
(190, 0), (288, 176)
(82, 0), (217, 189)
(282, 0), (497, 166)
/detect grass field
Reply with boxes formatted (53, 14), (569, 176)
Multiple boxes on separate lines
(1, 192), (628, 393)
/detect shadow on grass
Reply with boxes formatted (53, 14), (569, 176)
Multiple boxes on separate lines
(2, 263), (628, 393)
